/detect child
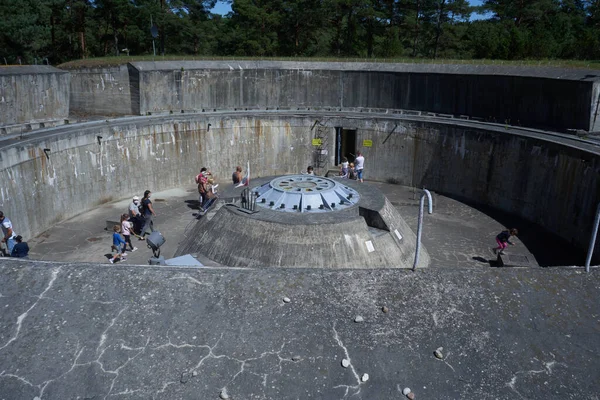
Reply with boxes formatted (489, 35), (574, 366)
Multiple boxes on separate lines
(306, 166), (314, 175)
(109, 224), (127, 264)
(493, 228), (518, 255)
(348, 163), (357, 180)
(120, 214), (138, 253)
(340, 157), (349, 178)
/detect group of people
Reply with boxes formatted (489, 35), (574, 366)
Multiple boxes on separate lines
(339, 151), (365, 182)
(0, 211), (28, 258)
(109, 190), (156, 263)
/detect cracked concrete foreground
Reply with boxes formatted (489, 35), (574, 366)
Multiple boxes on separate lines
(0, 262), (598, 399)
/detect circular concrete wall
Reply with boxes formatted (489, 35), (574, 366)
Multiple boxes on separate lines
(1, 111), (599, 262)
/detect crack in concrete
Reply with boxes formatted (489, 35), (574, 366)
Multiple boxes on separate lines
(332, 323), (363, 398)
(507, 354), (564, 398)
(97, 307), (128, 356)
(0, 267), (61, 351)
(151, 332), (297, 396)
(0, 306), (149, 400)
(169, 274), (212, 286)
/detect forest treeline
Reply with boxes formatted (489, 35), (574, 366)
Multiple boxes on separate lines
(0, 0), (599, 65)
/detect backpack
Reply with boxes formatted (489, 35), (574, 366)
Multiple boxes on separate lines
(197, 174), (208, 194)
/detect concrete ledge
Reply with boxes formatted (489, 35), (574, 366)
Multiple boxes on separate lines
(497, 253), (539, 268)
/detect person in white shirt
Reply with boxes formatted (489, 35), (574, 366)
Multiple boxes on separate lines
(354, 152), (365, 183)
(340, 157), (349, 178)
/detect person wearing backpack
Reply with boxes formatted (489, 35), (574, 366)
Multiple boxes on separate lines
(196, 167), (214, 211)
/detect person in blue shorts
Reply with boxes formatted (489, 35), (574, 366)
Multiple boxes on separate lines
(354, 151), (365, 183)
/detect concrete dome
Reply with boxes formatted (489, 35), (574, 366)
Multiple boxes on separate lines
(176, 176), (429, 269)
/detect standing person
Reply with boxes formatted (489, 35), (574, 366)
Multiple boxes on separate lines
(340, 157), (349, 178)
(128, 195), (142, 234)
(139, 190), (156, 240)
(493, 228), (518, 255)
(232, 166), (243, 185)
(195, 167), (210, 208)
(355, 151), (365, 183)
(306, 166), (315, 175)
(0, 211), (17, 255)
(109, 225), (127, 263)
(11, 235), (29, 258)
(120, 214), (137, 252)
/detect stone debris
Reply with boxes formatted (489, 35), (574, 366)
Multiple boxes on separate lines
(361, 373), (369, 382)
(220, 389), (230, 399)
(354, 315), (364, 323)
(434, 347), (444, 359)
(407, 392), (415, 400)
(180, 372), (188, 383)
(192, 370), (198, 377)
(382, 306), (389, 313)
(342, 359), (350, 368)
(403, 387), (411, 395)
(292, 355), (301, 361)
(283, 297), (291, 303)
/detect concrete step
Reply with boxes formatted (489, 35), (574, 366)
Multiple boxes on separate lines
(325, 168), (340, 177)
(497, 252), (538, 267)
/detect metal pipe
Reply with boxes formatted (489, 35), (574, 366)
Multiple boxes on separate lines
(585, 202), (600, 273)
(413, 189), (433, 271)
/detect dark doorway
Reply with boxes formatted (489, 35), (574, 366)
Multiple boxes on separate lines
(335, 127), (357, 165)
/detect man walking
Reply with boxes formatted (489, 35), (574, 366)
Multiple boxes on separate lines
(0, 211), (18, 255)
(355, 151), (365, 183)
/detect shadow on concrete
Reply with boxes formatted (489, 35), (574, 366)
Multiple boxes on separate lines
(452, 195), (584, 267)
(184, 199), (201, 210)
(471, 256), (491, 265)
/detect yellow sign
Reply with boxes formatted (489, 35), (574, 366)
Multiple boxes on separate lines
(312, 138), (322, 146)
(363, 139), (373, 147)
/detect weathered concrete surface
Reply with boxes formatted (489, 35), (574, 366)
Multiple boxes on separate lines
(127, 61), (600, 131)
(0, 262), (597, 399)
(0, 66), (70, 128)
(25, 183), (552, 268)
(0, 114), (315, 242)
(176, 177), (430, 269)
(0, 111), (597, 261)
(66, 65), (133, 116)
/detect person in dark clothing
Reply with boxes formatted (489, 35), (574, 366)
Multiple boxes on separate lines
(139, 190), (156, 240)
(11, 235), (29, 258)
(493, 228), (518, 255)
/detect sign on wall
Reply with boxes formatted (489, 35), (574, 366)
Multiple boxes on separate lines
(312, 138), (322, 146)
(363, 139), (373, 147)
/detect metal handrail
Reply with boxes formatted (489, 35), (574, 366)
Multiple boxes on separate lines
(413, 189), (433, 271)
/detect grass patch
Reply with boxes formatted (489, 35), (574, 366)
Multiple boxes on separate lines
(58, 55), (600, 70)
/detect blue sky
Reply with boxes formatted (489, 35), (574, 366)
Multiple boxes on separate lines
(211, 0), (488, 18)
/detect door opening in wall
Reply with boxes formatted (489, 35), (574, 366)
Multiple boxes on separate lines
(335, 128), (357, 165)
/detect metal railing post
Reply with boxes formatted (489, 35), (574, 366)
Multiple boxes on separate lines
(413, 189), (433, 271)
(585, 202), (600, 273)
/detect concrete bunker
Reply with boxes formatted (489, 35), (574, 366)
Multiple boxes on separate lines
(2, 62), (600, 265)
(175, 175), (428, 268)
(0, 112), (599, 265)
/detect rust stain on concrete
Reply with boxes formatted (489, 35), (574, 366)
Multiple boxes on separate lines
(255, 119), (263, 139)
